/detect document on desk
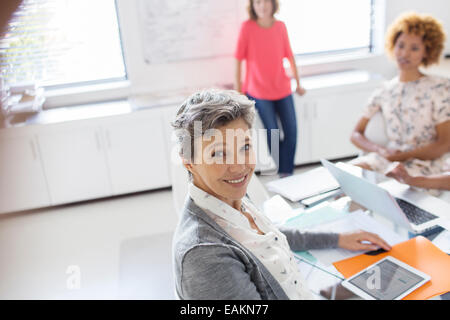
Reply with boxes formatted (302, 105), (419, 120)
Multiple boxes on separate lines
(432, 230), (450, 254)
(263, 195), (300, 224)
(265, 166), (339, 202)
(438, 219), (450, 232)
(285, 203), (348, 230)
(307, 210), (408, 266)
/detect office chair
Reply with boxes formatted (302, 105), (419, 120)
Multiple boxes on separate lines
(363, 111), (388, 149)
(170, 156), (190, 217)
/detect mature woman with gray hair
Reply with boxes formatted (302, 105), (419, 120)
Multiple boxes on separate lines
(171, 89), (390, 300)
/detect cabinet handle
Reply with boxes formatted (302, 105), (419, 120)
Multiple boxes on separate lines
(105, 129), (111, 149)
(95, 131), (102, 151)
(313, 102), (318, 118)
(29, 139), (37, 160)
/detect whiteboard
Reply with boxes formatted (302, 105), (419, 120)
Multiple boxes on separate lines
(138, 0), (240, 64)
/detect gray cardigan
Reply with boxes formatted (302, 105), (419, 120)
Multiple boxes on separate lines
(172, 197), (339, 300)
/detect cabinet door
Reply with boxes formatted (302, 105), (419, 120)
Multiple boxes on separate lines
(309, 90), (371, 161)
(252, 115), (277, 173)
(0, 135), (50, 213)
(38, 126), (112, 205)
(102, 109), (171, 194)
(293, 96), (312, 165)
(161, 105), (181, 167)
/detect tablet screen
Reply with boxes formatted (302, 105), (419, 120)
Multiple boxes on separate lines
(348, 259), (425, 300)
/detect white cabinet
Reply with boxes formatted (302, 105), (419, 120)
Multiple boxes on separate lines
(309, 90), (369, 161)
(38, 126), (112, 205)
(37, 109), (172, 205)
(0, 134), (50, 213)
(101, 109), (170, 195)
(0, 106), (173, 214)
(293, 85), (377, 165)
(252, 115), (277, 172)
(0, 77), (381, 214)
(294, 97), (312, 165)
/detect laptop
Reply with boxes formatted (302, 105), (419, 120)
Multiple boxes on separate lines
(321, 159), (450, 234)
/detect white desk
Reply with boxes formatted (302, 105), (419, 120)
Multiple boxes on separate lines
(283, 192), (449, 300)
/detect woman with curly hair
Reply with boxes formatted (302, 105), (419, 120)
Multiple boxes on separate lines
(350, 12), (450, 192)
(234, 0), (305, 177)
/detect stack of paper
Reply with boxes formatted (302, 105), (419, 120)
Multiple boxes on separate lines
(285, 204), (348, 230)
(433, 218), (450, 254)
(262, 195), (299, 224)
(432, 230), (450, 254)
(285, 206), (408, 266)
(307, 211), (408, 265)
(266, 166), (340, 202)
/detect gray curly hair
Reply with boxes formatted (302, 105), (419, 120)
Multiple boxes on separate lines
(171, 89), (256, 162)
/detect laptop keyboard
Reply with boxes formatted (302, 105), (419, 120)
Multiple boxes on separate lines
(395, 198), (438, 225)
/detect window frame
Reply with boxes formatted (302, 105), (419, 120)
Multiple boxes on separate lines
(278, 0), (375, 58)
(288, 0), (387, 77)
(45, 0), (387, 109)
(1, 0), (130, 109)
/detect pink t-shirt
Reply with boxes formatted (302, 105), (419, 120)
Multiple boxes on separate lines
(234, 19), (294, 100)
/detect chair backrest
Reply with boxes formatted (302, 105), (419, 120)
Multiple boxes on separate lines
(364, 111), (388, 147)
(170, 158), (190, 217)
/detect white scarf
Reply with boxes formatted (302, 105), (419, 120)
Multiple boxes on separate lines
(189, 183), (314, 300)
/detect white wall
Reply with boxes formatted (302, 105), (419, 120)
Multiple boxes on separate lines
(115, 0), (450, 97)
(377, 0), (450, 79)
(116, 0), (247, 96)
(385, 0), (450, 56)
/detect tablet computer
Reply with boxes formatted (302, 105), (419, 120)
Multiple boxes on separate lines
(341, 256), (430, 300)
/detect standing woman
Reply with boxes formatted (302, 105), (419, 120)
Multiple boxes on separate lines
(234, 0), (305, 177)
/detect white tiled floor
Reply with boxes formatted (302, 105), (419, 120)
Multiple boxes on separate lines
(0, 164), (318, 299)
(0, 188), (178, 299)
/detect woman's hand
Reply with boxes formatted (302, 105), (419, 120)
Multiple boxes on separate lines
(386, 151), (410, 162)
(376, 146), (407, 161)
(386, 163), (413, 184)
(234, 83), (243, 94)
(295, 86), (306, 96)
(338, 230), (391, 251)
(234, 59), (243, 94)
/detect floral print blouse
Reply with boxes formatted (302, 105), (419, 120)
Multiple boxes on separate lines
(362, 75), (450, 176)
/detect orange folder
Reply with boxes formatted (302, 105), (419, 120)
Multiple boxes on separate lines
(333, 236), (450, 300)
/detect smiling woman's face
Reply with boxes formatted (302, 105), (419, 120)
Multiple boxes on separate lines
(186, 118), (256, 207)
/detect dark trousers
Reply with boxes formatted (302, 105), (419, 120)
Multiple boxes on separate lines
(248, 93), (297, 175)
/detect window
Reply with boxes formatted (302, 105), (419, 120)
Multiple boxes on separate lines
(277, 0), (373, 56)
(0, 0), (126, 88)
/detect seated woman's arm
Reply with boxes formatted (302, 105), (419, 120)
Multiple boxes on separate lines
(180, 244), (263, 300)
(351, 116), (380, 153)
(350, 116), (397, 158)
(405, 174), (450, 190)
(387, 163), (450, 190)
(386, 120), (450, 162)
(278, 227), (391, 252)
(278, 227), (339, 251)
